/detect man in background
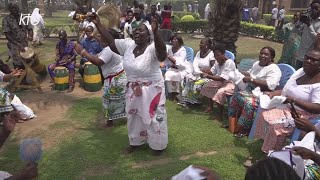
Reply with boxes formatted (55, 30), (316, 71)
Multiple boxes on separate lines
(251, 6), (259, 23)
(146, 5), (162, 25)
(271, 4), (278, 26)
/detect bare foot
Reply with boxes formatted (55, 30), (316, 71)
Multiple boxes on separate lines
(124, 145), (142, 155)
(105, 120), (114, 128)
(203, 107), (212, 113)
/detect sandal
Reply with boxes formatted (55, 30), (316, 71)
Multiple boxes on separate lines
(243, 157), (254, 167)
(233, 133), (247, 138)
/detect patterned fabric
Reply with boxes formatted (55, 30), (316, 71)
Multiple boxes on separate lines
(182, 78), (211, 104)
(48, 40), (76, 87)
(102, 71), (127, 121)
(2, 14), (31, 66)
(305, 164), (320, 180)
(254, 107), (319, 152)
(228, 88), (259, 130)
(0, 88), (13, 113)
(126, 80), (168, 150)
(80, 37), (103, 63)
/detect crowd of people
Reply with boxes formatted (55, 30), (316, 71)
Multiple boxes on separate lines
(2, 0), (320, 179)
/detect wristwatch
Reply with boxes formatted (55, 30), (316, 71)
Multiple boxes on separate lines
(250, 77), (254, 82)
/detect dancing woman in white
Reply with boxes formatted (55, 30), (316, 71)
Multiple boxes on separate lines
(92, 15), (168, 155)
(30, 8), (45, 46)
(74, 29), (126, 128)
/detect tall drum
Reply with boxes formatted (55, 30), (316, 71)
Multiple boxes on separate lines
(83, 62), (102, 92)
(54, 67), (69, 91)
(20, 47), (47, 76)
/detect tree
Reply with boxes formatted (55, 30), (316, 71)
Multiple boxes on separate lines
(206, 0), (245, 56)
(21, 0), (29, 13)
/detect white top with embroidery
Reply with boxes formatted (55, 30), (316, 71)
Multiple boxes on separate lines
(193, 51), (215, 75)
(115, 38), (162, 82)
(210, 59), (236, 81)
(248, 61), (281, 91)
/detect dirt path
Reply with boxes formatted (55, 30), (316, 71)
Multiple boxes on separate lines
(12, 75), (102, 146)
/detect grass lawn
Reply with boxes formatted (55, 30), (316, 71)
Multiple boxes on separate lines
(0, 98), (264, 180)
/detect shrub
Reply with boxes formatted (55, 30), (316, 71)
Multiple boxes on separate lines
(173, 11), (201, 20)
(172, 19), (208, 33)
(181, 15), (195, 21)
(263, 14), (294, 25)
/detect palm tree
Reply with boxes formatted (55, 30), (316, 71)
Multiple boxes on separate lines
(21, 0), (29, 13)
(206, 0), (245, 56)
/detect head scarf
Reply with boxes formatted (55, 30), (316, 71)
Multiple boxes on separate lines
(141, 21), (154, 42)
(31, 8), (45, 26)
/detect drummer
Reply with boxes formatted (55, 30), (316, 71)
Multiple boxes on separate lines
(79, 26), (103, 77)
(48, 30), (77, 92)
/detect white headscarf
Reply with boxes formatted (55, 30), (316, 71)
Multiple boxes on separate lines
(141, 21), (154, 42)
(30, 8), (45, 26)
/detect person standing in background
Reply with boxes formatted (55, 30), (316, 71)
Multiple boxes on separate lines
(277, 6), (286, 29)
(251, 6), (259, 23)
(194, 1), (199, 14)
(204, 3), (212, 20)
(271, 5), (278, 27)
(188, 3), (192, 12)
(30, 8), (45, 46)
(242, 4), (251, 22)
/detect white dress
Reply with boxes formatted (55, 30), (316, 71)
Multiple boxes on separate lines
(164, 46), (188, 93)
(98, 47), (127, 121)
(115, 39), (168, 150)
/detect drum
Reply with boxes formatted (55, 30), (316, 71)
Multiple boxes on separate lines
(54, 67), (69, 91)
(20, 47), (47, 76)
(83, 62), (102, 92)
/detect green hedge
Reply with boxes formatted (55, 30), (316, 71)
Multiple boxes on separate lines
(172, 20), (208, 33)
(263, 14), (294, 25)
(172, 20), (285, 42)
(172, 11), (201, 20)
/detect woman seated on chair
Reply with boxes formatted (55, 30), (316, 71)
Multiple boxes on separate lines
(164, 35), (189, 102)
(200, 45), (236, 122)
(181, 38), (215, 105)
(228, 47), (281, 138)
(253, 49), (320, 153)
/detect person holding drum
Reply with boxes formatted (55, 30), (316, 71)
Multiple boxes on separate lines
(79, 26), (103, 78)
(89, 13), (168, 155)
(48, 30), (77, 92)
(2, 3), (33, 69)
(75, 28), (126, 128)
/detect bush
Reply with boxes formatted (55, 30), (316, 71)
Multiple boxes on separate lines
(263, 14), (294, 25)
(171, 20), (285, 42)
(181, 15), (195, 21)
(173, 11), (201, 20)
(172, 19), (208, 33)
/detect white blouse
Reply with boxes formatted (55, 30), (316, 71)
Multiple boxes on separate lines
(193, 51), (215, 75)
(98, 47), (123, 78)
(210, 59), (236, 81)
(115, 38), (162, 82)
(282, 68), (320, 105)
(249, 61), (282, 91)
(165, 46), (187, 70)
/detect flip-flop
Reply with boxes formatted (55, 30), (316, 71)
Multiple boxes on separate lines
(233, 133), (247, 138)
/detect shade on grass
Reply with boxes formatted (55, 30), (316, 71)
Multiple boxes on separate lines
(0, 97), (264, 179)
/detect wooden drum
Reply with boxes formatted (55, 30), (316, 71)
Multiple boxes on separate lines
(54, 66), (69, 91)
(83, 62), (102, 92)
(20, 47), (47, 76)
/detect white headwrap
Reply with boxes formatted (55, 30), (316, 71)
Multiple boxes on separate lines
(141, 21), (154, 42)
(30, 8), (45, 26)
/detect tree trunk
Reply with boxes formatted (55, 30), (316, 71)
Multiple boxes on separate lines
(45, 0), (52, 17)
(38, 0), (45, 15)
(4, 0), (8, 11)
(51, 0), (56, 12)
(206, 0), (245, 57)
(21, 0), (29, 13)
